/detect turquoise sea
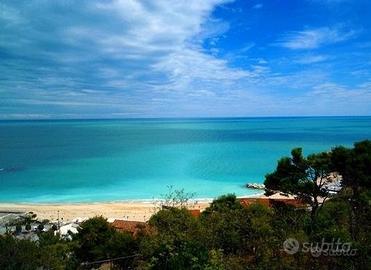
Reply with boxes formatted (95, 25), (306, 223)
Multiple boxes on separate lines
(0, 117), (370, 203)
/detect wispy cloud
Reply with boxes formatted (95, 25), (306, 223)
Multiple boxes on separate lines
(0, 0), (252, 118)
(277, 26), (358, 49)
(252, 3), (263, 9)
(294, 54), (330, 64)
(0, 0), (370, 118)
(308, 0), (351, 4)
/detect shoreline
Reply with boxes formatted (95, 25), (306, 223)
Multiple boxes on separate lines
(0, 192), (265, 205)
(0, 201), (210, 223)
(0, 193), (265, 223)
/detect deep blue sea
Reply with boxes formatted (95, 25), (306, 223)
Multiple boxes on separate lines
(0, 117), (370, 203)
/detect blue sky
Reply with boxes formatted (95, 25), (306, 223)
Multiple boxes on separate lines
(1, 0), (370, 119)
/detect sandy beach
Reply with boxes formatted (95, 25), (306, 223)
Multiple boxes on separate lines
(0, 192), (299, 224)
(0, 201), (211, 223)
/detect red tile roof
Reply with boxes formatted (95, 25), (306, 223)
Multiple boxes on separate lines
(188, 209), (201, 217)
(111, 220), (146, 235)
(239, 197), (306, 208)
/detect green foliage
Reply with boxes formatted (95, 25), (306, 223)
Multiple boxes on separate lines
(140, 207), (208, 269)
(265, 148), (331, 201)
(0, 233), (73, 270)
(203, 194), (244, 213)
(38, 230), (63, 246)
(264, 148), (333, 227)
(331, 140), (371, 191)
(108, 231), (139, 269)
(330, 140), (371, 268)
(72, 216), (138, 269)
(201, 194), (249, 254)
(149, 207), (199, 235)
(0, 234), (39, 270)
(263, 140), (371, 269)
(73, 216), (116, 262)
(314, 198), (351, 240)
(74, 217), (113, 260)
(204, 250), (225, 270)
(156, 185), (196, 209)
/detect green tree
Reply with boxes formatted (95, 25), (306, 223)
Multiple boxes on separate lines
(156, 185), (197, 209)
(330, 140), (371, 237)
(39, 242), (74, 270)
(73, 216), (117, 263)
(201, 194), (249, 254)
(140, 207), (207, 270)
(0, 235), (39, 270)
(108, 231), (139, 269)
(73, 216), (138, 269)
(330, 140), (371, 268)
(264, 148), (333, 227)
(202, 195), (290, 269)
(331, 140), (371, 193)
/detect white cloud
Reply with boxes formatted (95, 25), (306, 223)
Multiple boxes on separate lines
(278, 26), (357, 49)
(152, 47), (250, 93)
(295, 54), (330, 64)
(1, 1), (246, 96)
(308, 82), (371, 102)
(239, 42), (255, 52)
(57, 0), (249, 95)
(2, 0), (270, 118)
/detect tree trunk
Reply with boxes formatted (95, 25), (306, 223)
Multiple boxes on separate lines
(310, 203), (318, 232)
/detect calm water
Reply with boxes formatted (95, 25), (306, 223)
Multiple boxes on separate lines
(0, 117), (370, 203)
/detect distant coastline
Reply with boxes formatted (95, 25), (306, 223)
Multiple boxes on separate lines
(1, 115), (371, 122)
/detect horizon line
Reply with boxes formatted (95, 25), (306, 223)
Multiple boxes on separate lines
(1, 115), (371, 122)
